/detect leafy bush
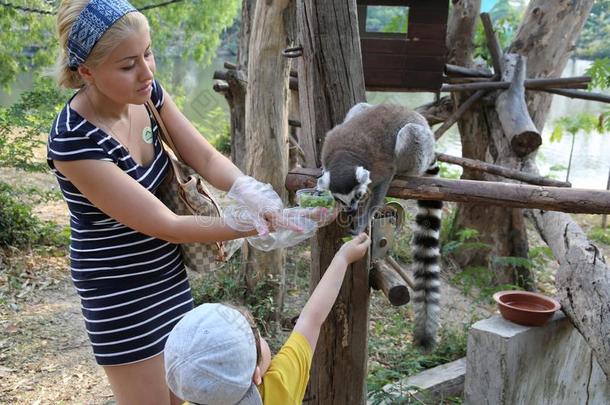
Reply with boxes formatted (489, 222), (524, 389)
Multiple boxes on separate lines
(0, 182), (67, 248)
(589, 227), (610, 245)
(0, 77), (67, 171)
(190, 256), (278, 333)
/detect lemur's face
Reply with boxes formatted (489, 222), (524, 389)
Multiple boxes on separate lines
(317, 166), (371, 212)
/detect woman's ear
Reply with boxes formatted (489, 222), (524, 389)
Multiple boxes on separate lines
(252, 365), (262, 385)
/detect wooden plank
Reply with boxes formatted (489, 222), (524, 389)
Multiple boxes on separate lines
(364, 69), (443, 90)
(362, 53), (445, 71)
(408, 22), (447, 40)
(410, 5), (449, 24)
(358, 0), (448, 9)
(361, 38), (446, 55)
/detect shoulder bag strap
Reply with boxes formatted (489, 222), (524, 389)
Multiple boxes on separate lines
(145, 100), (184, 163)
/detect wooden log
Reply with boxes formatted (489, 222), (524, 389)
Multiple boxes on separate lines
(434, 90), (487, 139)
(441, 76), (591, 92)
(371, 260), (410, 306)
(495, 54), (541, 157)
(480, 13), (504, 78)
(436, 153), (571, 188)
(213, 69), (228, 80)
(415, 96), (454, 126)
(224, 61), (237, 70)
(285, 168), (610, 214)
(541, 88), (610, 104)
(297, 0), (369, 403)
(444, 76), (588, 89)
(445, 63), (493, 78)
(212, 80), (230, 93)
(526, 209), (610, 378)
(385, 256), (415, 290)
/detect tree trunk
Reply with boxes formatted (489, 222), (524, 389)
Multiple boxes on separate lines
(297, 1), (368, 403)
(219, 0), (255, 171)
(526, 209), (610, 377)
(242, 0), (292, 319)
(451, 0), (594, 288)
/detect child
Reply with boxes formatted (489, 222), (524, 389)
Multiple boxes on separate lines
(164, 233), (371, 404)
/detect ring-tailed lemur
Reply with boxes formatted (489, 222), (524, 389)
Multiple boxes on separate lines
(317, 103), (442, 350)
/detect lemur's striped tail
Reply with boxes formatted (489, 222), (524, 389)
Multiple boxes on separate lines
(412, 160), (443, 350)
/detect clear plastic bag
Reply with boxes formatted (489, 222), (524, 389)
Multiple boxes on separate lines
(226, 176), (283, 235)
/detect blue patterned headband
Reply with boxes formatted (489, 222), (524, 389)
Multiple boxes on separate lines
(67, 0), (137, 71)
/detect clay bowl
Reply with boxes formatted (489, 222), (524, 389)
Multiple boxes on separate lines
(493, 290), (561, 327)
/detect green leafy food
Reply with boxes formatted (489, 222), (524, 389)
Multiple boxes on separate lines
(298, 191), (335, 208)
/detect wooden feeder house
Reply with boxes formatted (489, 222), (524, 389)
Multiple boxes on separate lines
(357, 0), (450, 92)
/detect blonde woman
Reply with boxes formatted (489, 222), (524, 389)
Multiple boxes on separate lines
(48, 1), (297, 403)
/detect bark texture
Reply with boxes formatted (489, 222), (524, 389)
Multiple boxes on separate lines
(242, 0), (292, 316)
(297, 0), (368, 403)
(527, 210), (610, 377)
(451, 0), (594, 287)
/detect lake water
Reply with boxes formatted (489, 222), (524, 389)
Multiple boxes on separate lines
(2, 58), (608, 190)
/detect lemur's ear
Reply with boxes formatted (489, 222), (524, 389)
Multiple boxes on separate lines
(355, 166), (371, 186)
(317, 171), (330, 191)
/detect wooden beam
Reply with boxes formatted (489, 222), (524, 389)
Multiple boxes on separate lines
(285, 168), (610, 214)
(436, 153), (571, 188)
(445, 63), (493, 78)
(371, 260), (410, 306)
(541, 88), (610, 104)
(434, 90), (487, 139)
(441, 76), (592, 92)
(495, 54), (541, 157)
(480, 13), (504, 78)
(416, 96), (454, 126)
(385, 256), (415, 290)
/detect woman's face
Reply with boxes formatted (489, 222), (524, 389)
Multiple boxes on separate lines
(86, 27), (156, 105)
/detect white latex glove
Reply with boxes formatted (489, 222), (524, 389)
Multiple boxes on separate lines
(227, 176), (283, 235)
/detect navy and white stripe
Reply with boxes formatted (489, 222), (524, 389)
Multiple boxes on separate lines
(47, 80), (193, 365)
(412, 160), (443, 351)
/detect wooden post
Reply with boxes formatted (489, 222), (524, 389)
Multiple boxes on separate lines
(297, 0), (369, 403)
(495, 54), (542, 157)
(371, 260), (410, 306)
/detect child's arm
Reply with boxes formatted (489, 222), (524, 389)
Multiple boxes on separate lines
(294, 233), (371, 351)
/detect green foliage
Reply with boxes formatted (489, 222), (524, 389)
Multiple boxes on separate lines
(439, 162), (462, 180)
(586, 58), (610, 90)
(473, 1), (525, 67)
(0, 2), (57, 90)
(0, 181), (68, 249)
(0, 76), (67, 171)
(588, 227), (610, 245)
(194, 107), (232, 155)
(190, 256), (279, 333)
(367, 310), (468, 404)
(442, 228), (491, 257)
(576, 0), (610, 59)
(365, 6), (409, 33)
(551, 113), (599, 143)
(0, 0), (240, 89)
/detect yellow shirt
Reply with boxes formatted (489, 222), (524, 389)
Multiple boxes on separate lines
(257, 331), (313, 405)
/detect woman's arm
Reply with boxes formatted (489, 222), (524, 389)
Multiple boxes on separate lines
(53, 159), (258, 243)
(158, 88), (242, 192)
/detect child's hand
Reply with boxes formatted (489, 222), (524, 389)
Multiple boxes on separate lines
(337, 233), (370, 264)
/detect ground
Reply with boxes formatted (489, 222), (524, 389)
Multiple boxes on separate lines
(1, 165), (608, 404)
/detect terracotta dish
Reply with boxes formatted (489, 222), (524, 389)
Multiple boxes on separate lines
(493, 290), (561, 327)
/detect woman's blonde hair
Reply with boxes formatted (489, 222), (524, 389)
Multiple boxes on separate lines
(53, 0), (149, 89)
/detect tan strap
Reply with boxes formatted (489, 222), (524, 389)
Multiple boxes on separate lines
(145, 100), (184, 163)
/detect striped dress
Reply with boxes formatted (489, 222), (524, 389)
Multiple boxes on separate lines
(47, 80), (194, 366)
